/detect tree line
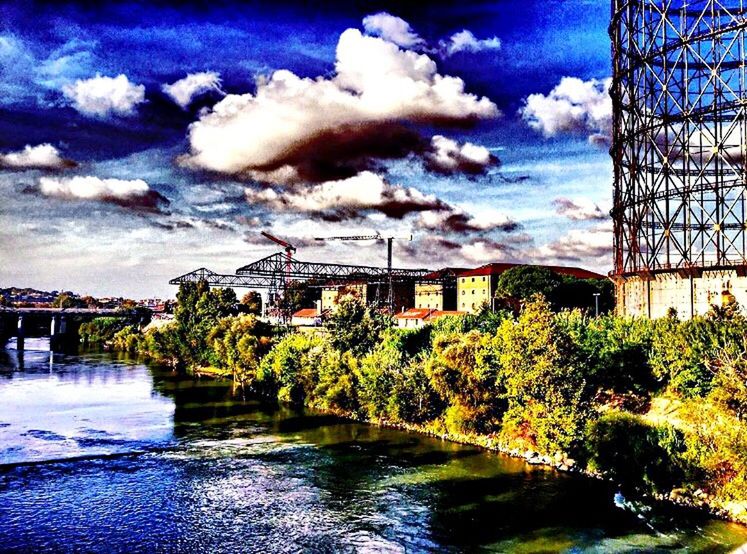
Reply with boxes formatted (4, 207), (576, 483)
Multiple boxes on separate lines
(79, 278), (747, 523)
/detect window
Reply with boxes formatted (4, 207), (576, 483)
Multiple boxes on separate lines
(482, 276), (486, 281)
(472, 277), (475, 282)
(472, 290), (475, 294)
(462, 290), (465, 295)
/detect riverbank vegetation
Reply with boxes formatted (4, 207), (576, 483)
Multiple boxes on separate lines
(81, 280), (747, 523)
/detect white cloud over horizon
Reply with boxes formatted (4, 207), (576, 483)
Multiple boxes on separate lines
(38, 175), (165, 211)
(0, 144), (75, 170)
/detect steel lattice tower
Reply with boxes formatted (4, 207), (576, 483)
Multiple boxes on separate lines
(611, 0), (747, 317)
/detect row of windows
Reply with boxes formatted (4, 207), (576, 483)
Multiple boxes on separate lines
(461, 289), (488, 295)
(458, 276), (487, 282)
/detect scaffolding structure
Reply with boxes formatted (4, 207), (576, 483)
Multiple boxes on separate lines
(610, 0), (747, 316)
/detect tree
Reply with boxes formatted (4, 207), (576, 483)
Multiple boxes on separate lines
(52, 292), (84, 308)
(324, 296), (391, 356)
(240, 291), (263, 315)
(496, 295), (592, 454)
(80, 295), (99, 309)
(494, 266), (562, 304)
(495, 265), (613, 314)
(0, 294), (7, 307)
(207, 314), (273, 387)
(173, 280), (238, 367)
(425, 330), (503, 434)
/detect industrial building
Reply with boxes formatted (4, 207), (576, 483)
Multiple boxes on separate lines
(320, 281), (415, 313)
(413, 268), (466, 311)
(610, 1), (747, 318)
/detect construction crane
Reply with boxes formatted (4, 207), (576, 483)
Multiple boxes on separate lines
(260, 231), (297, 320)
(261, 231), (296, 283)
(314, 233), (412, 310)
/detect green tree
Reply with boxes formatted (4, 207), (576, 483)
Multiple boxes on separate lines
(494, 266), (562, 304)
(258, 332), (327, 403)
(173, 280), (238, 367)
(207, 314), (273, 387)
(52, 292), (84, 308)
(281, 280), (321, 314)
(324, 296), (391, 356)
(240, 291), (263, 315)
(497, 295), (593, 454)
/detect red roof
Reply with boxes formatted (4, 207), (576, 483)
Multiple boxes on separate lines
(457, 263), (605, 280)
(395, 308), (467, 321)
(395, 308), (433, 320)
(292, 308), (320, 318)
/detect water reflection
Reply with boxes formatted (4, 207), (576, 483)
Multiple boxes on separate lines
(0, 349), (746, 552)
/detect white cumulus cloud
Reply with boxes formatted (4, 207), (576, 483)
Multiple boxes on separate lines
(181, 28), (498, 183)
(38, 175), (166, 211)
(521, 76), (612, 140)
(440, 30), (501, 56)
(426, 135), (497, 175)
(244, 171), (447, 220)
(0, 144), (75, 170)
(162, 71), (224, 109)
(362, 12), (424, 48)
(62, 74), (145, 117)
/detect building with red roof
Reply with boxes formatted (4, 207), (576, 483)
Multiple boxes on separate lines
(456, 263), (606, 314)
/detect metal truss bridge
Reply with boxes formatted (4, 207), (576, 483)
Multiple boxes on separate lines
(169, 252), (435, 290)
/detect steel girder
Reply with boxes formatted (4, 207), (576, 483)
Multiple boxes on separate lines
(611, 0), (747, 275)
(169, 268), (278, 288)
(171, 255), (436, 290)
(235, 253), (432, 282)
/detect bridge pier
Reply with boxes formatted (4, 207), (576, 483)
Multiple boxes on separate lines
(50, 316), (69, 352)
(16, 315), (24, 351)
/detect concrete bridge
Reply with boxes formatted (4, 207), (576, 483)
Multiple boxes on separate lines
(0, 308), (135, 351)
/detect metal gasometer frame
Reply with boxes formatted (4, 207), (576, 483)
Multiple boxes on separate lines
(611, 0), (747, 277)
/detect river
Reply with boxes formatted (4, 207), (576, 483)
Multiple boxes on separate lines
(1, 341), (746, 553)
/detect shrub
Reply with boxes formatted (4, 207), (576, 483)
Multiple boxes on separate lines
(650, 315), (747, 397)
(258, 332), (326, 404)
(110, 325), (142, 352)
(586, 411), (688, 493)
(560, 312), (655, 395)
(425, 330), (503, 434)
(79, 317), (129, 345)
(678, 400), (747, 501)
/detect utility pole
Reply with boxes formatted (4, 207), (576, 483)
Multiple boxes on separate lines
(593, 292), (600, 317)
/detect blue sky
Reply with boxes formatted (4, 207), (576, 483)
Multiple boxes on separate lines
(0, 0), (614, 297)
